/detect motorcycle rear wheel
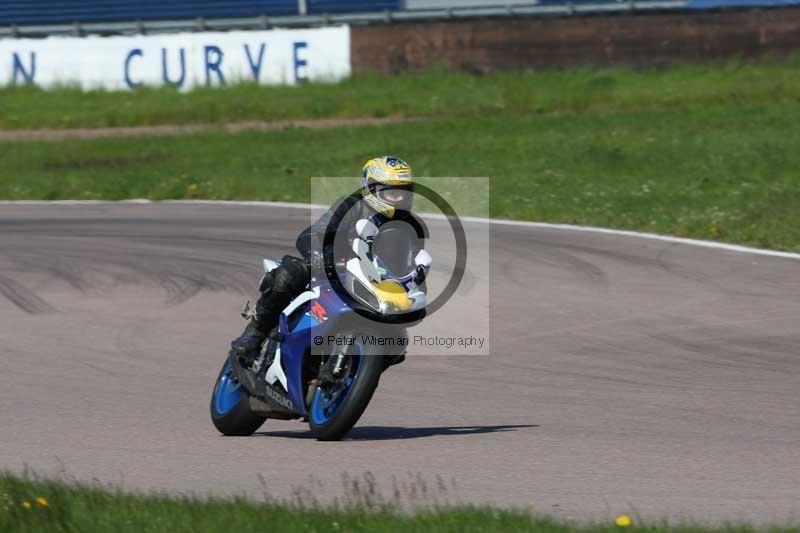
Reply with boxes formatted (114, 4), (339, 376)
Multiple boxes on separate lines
(210, 359), (267, 436)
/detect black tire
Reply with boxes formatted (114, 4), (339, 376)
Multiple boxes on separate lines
(210, 359), (267, 436)
(308, 345), (384, 441)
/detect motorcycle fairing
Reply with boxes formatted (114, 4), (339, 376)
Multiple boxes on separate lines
(262, 283), (353, 417)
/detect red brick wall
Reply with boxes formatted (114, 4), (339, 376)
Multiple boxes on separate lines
(351, 8), (800, 73)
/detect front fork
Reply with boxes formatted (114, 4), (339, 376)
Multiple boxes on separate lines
(306, 336), (354, 406)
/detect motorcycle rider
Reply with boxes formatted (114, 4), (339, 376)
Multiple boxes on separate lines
(230, 155), (418, 365)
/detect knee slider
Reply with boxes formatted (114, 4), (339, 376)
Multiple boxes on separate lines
(258, 271), (275, 293)
(273, 257), (310, 294)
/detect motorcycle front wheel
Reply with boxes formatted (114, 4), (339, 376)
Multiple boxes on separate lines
(308, 335), (384, 441)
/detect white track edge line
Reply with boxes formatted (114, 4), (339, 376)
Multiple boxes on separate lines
(1, 199), (798, 261)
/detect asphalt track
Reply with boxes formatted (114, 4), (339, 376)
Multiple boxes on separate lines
(1, 202), (798, 524)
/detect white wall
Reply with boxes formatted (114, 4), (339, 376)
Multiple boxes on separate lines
(0, 26), (350, 90)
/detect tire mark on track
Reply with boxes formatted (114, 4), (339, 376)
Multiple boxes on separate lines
(493, 238), (609, 289)
(2, 236), (260, 307)
(0, 274), (55, 314)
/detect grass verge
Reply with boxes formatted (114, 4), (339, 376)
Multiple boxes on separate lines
(2, 60), (800, 129)
(2, 102), (800, 251)
(0, 473), (794, 533)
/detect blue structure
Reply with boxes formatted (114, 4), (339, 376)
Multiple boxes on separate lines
(0, 0), (797, 28)
(687, 0), (800, 7)
(0, 0), (400, 26)
(307, 0), (399, 13)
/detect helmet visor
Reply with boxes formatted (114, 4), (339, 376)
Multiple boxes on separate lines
(376, 185), (414, 213)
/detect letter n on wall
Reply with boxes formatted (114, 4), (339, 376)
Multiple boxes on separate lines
(12, 52), (36, 85)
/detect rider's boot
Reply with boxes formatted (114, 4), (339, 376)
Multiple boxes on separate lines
(230, 256), (309, 366)
(229, 319), (269, 366)
(229, 287), (291, 365)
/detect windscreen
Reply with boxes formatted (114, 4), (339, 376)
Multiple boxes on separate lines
(372, 225), (417, 278)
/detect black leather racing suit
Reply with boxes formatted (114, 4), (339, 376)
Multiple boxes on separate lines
(231, 193), (421, 361)
(254, 194), (370, 326)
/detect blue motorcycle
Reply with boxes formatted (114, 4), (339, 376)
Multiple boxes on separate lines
(210, 219), (431, 441)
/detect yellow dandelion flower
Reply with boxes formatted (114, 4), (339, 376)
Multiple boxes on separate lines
(22, 501), (32, 509)
(615, 514), (632, 527)
(36, 497), (49, 507)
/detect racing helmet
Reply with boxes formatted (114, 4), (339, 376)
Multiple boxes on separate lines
(360, 156), (414, 218)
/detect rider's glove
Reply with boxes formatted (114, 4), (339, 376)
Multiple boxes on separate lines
(413, 265), (427, 284)
(308, 250), (325, 274)
(413, 249), (432, 284)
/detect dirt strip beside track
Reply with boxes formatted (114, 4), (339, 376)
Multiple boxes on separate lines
(0, 116), (411, 142)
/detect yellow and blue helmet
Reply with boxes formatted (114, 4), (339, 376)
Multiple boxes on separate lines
(360, 156), (414, 218)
